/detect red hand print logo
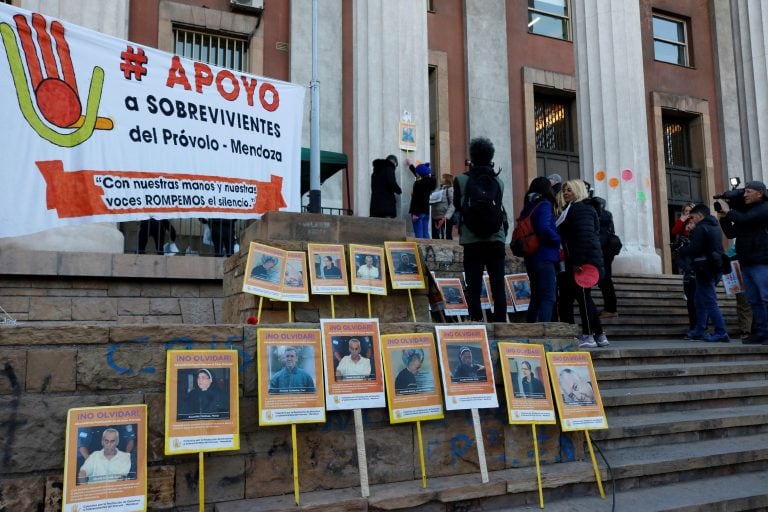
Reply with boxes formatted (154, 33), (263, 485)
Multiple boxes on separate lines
(0, 12), (111, 146)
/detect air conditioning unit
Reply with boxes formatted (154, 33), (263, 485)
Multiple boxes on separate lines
(230, 0), (264, 14)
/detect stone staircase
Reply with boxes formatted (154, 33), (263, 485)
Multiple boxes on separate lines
(593, 274), (740, 339)
(501, 340), (768, 511)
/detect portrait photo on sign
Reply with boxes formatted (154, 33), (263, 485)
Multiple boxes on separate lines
(391, 348), (436, 395)
(267, 345), (317, 395)
(554, 366), (596, 406)
(75, 424), (138, 485)
(308, 243), (349, 294)
(349, 244), (387, 295)
(497, 342), (556, 424)
(505, 273), (532, 311)
(243, 242), (287, 300)
(509, 358), (546, 399)
(332, 336), (377, 381)
(384, 241), (425, 289)
(176, 367), (232, 421)
(449, 343), (488, 383)
(281, 250), (309, 302)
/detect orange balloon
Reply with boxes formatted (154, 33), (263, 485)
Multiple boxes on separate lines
(608, 177), (620, 189)
(595, 170), (606, 182)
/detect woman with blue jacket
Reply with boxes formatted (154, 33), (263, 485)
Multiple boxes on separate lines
(519, 177), (561, 323)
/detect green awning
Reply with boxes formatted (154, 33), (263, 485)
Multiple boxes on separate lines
(300, 148), (348, 195)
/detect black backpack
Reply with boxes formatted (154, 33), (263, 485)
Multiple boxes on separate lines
(461, 172), (504, 238)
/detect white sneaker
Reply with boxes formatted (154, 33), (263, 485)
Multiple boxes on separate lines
(577, 334), (597, 348)
(595, 333), (610, 347)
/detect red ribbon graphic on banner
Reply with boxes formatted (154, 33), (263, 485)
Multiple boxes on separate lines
(36, 160), (286, 218)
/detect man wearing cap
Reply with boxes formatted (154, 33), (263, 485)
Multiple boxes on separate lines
(717, 181), (768, 344)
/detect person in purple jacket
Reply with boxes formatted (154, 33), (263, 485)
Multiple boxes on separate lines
(518, 177), (561, 323)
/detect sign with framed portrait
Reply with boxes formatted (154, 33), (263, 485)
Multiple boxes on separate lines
(384, 241), (425, 289)
(308, 243), (350, 295)
(546, 352), (607, 431)
(498, 343), (556, 424)
(320, 318), (385, 410)
(281, 251), (310, 302)
(257, 328), (325, 425)
(381, 332), (444, 423)
(164, 350), (240, 454)
(62, 404), (147, 512)
(399, 121), (416, 152)
(349, 244), (387, 295)
(506, 274), (532, 312)
(243, 242), (287, 300)
(434, 325), (498, 410)
(435, 277), (468, 316)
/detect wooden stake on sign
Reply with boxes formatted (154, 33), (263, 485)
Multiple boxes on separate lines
(367, 293), (372, 318)
(292, 423), (300, 504)
(585, 430), (605, 498)
(331, 295), (336, 319)
(407, 289), (417, 322)
(353, 408), (370, 497)
(416, 420), (427, 488)
(532, 424), (544, 508)
(288, 301), (292, 323)
(198, 452), (205, 512)
(257, 296), (264, 321)
(471, 408), (489, 483)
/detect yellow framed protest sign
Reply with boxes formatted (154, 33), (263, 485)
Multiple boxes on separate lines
(505, 273), (532, 312)
(281, 251), (310, 302)
(434, 325), (498, 410)
(498, 343), (556, 425)
(63, 404), (147, 512)
(381, 332), (444, 423)
(435, 277), (468, 317)
(164, 350), (240, 455)
(243, 242), (287, 300)
(308, 243), (350, 295)
(257, 328), (325, 426)
(384, 241), (425, 289)
(546, 351), (607, 431)
(349, 244), (387, 296)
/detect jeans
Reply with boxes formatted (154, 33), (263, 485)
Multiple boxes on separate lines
(526, 260), (557, 323)
(690, 274), (727, 336)
(559, 269), (603, 335)
(463, 241), (507, 322)
(412, 213), (430, 238)
(741, 264), (768, 338)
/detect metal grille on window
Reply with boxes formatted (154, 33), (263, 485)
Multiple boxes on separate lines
(663, 120), (689, 167)
(534, 100), (569, 152)
(173, 26), (249, 73)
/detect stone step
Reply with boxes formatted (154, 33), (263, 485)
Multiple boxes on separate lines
(213, 461), (598, 512)
(590, 404), (768, 449)
(590, 341), (768, 366)
(500, 469), (768, 511)
(600, 380), (768, 415)
(596, 360), (768, 388)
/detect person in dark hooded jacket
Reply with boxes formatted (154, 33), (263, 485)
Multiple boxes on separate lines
(678, 203), (730, 342)
(518, 177), (560, 323)
(555, 179), (607, 348)
(370, 155), (402, 218)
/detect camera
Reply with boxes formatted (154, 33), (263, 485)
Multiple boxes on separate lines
(713, 188), (746, 212)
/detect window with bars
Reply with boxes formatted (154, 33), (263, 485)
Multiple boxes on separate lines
(534, 99), (572, 152)
(173, 25), (249, 72)
(663, 119), (691, 167)
(653, 13), (690, 67)
(528, 0), (571, 41)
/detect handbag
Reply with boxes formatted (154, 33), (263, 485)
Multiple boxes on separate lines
(429, 188), (445, 204)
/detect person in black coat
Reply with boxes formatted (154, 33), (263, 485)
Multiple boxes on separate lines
(678, 204), (730, 342)
(370, 155), (402, 218)
(589, 197), (619, 317)
(556, 179), (607, 348)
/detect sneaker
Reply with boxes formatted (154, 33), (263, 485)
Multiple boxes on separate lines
(577, 334), (597, 348)
(684, 331), (707, 341)
(599, 311), (618, 318)
(595, 333), (610, 347)
(742, 334), (766, 345)
(706, 334), (731, 343)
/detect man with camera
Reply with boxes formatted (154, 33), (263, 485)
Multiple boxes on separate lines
(677, 204), (730, 342)
(717, 181), (768, 345)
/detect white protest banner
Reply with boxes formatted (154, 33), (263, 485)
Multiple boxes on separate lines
(0, 4), (305, 238)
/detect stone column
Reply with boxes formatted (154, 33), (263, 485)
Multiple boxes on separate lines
(352, 0), (429, 218)
(572, 0), (661, 274)
(2, 0), (129, 252)
(464, 0), (513, 232)
(730, 1), (768, 183)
